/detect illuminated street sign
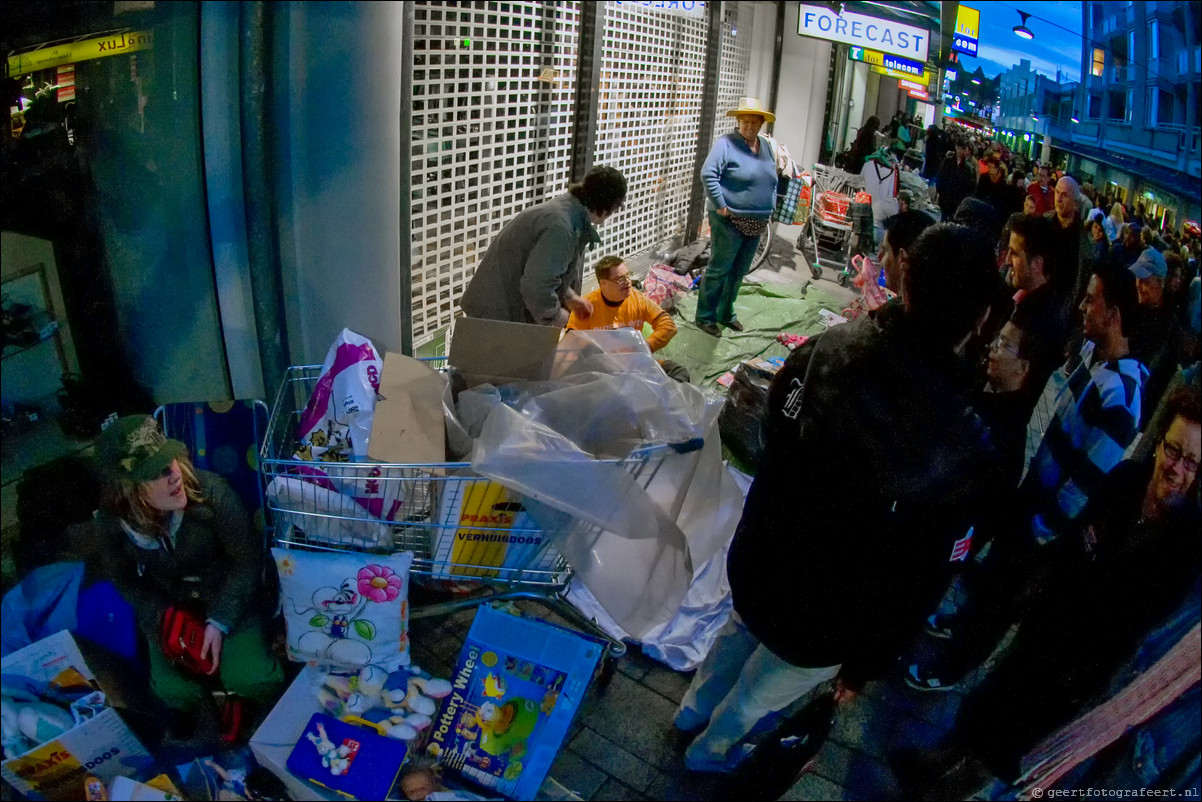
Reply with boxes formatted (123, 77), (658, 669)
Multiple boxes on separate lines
(952, 5), (980, 57)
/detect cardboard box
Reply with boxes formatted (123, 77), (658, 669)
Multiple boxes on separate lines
(250, 665), (345, 801)
(1, 631), (153, 801)
(367, 352), (448, 465)
(428, 606), (603, 800)
(449, 318), (561, 388)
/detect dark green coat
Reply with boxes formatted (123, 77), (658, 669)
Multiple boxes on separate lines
(96, 471), (266, 639)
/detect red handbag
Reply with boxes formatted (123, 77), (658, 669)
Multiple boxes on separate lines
(160, 604), (216, 676)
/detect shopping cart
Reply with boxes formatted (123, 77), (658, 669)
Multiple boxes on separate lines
(261, 362), (674, 657)
(796, 164), (865, 281)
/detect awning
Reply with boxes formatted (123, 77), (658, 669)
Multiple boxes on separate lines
(1052, 139), (1201, 204)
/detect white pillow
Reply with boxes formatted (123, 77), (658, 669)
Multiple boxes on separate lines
(273, 548), (414, 671)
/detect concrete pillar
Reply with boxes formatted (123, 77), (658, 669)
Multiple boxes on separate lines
(864, 71), (881, 126)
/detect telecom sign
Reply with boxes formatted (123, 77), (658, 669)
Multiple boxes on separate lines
(849, 46), (929, 81)
(799, 4), (930, 62)
(952, 5), (980, 57)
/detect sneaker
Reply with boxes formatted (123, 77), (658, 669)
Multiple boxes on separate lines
(674, 707), (709, 733)
(903, 662), (959, 693)
(724, 319), (745, 332)
(684, 743), (755, 774)
(695, 321), (722, 337)
(924, 613), (954, 640)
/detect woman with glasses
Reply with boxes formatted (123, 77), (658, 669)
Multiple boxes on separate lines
(898, 385), (1200, 797)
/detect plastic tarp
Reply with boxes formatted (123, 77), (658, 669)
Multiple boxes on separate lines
(655, 281), (846, 387)
(457, 330), (745, 640)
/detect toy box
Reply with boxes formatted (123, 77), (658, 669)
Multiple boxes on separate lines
(426, 605), (603, 800)
(430, 479), (548, 579)
(250, 665), (344, 801)
(286, 713), (408, 800)
(1, 631), (152, 801)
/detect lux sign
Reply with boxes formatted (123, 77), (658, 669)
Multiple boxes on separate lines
(798, 4), (930, 62)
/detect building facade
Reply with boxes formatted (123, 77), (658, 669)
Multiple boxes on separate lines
(1065, 0), (1201, 228)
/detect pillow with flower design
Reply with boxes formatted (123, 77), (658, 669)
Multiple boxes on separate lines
(273, 548), (414, 670)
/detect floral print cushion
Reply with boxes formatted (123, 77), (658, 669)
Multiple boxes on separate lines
(273, 548), (414, 670)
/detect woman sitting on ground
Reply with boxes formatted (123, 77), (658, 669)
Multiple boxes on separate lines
(94, 415), (284, 723)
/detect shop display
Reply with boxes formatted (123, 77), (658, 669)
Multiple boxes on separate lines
(274, 548), (414, 670)
(426, 605), (603, 800)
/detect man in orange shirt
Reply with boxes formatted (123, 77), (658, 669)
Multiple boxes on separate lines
(566, 255), (690, 382)
(566, 255), (677, 352)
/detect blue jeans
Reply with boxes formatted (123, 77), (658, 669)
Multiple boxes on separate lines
(696, 210), (761, 326)
(678, 613), (840, 765)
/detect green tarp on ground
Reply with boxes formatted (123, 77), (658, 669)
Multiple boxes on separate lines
(656, 278), (848, 388)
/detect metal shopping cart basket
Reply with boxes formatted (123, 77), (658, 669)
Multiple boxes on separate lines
(796, 164), (865, 281)
(260, 362), (672, 657)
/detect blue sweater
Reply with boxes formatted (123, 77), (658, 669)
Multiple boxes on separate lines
(701, 132), (778, 218)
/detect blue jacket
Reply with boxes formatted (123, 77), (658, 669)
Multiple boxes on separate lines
(701, 132), (778, 219)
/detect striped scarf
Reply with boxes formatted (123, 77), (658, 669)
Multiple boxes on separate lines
(1015, 623), (1201, 798)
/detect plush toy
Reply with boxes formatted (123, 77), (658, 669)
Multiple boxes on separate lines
(17, 702), (74, 744)
(1, 696), (36, 758)
(319, 665), (451, 744)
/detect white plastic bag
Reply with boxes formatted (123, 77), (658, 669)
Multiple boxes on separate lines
(295, 328), (383, 462)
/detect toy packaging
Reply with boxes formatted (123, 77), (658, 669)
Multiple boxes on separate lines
(426, 605), (603, 800)
(286, 713), (408, 800)
(1, 631), (152, 801)
(431, 479), (547, 579)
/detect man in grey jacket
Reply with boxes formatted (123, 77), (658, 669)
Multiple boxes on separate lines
(460, 165), (627, 327)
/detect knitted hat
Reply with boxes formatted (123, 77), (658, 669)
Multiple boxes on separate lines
(95, 415), (186, 483)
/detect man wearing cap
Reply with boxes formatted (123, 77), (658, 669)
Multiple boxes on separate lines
(460, 165), (627, 327)
(93, 415), (282, 715)
(1129, 247), (1179, 425)
(695, 97), (778, 338)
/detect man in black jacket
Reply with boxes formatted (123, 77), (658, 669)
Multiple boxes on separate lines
(675, 224), (1008, 772)
(936, 138), (977, 222)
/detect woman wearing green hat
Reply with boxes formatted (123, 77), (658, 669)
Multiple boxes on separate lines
(695, 97), (779, 338)
(94, 415), (283, 721)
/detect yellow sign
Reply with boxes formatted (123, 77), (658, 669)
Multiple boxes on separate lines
(955, 6), (980, 40)
(6, 31), (152, 78)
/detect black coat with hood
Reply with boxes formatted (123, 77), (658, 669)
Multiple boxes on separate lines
(727, 304), (1007, 685)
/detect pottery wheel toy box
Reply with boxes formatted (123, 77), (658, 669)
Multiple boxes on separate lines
(251, 604), (602, 800)
(1, 630), (153, 801)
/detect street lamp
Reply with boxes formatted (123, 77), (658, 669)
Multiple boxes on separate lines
(1013, 11), (1034, 40)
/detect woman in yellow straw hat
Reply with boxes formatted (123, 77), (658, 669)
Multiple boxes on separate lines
(695, 97), (778, 338)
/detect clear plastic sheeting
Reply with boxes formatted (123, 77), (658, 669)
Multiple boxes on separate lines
(460, 331), (745, 639)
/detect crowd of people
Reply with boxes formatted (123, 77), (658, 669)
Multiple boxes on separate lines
(673, 117), (1200, 795)
(458, 104), (1199, 794)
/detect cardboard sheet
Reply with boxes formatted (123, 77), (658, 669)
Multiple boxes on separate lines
(367, 352), (447, 465)
(449, 317), (561, 388)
